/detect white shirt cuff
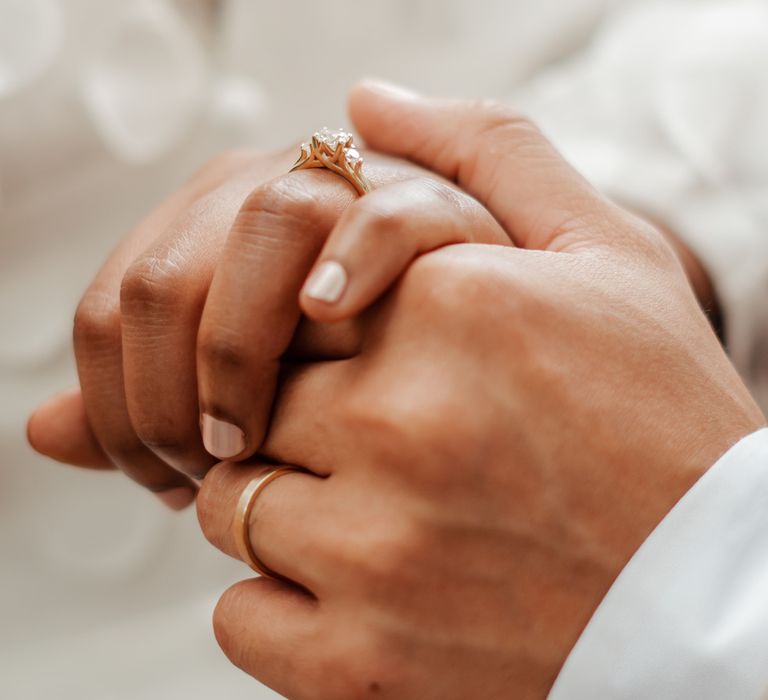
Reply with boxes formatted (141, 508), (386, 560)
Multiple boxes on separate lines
(548, 428), (768, 699)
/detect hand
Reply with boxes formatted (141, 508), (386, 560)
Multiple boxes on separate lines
(196, 84), (766, 699)
(28, 149), (287, 507)
(647, 216), (723, 334)
(27, 143), (508, 508)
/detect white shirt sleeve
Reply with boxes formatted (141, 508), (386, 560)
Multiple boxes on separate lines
(516, 0), (768, 413)
(548, 428), (768, 699)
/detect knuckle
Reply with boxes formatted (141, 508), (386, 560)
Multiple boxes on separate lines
(335, 514), (426, 586)
(342, 387), (420, 458)
(399, 254), (451, 313)
(411, 394), (475, 450)
(214, 579), (327, 692)
(120, 252), (187, 319)
(369, 523), (425, 581)
(467, 100), (540, 143)
(347, 198), (409, 241)
(381, 390), (481, 476)
(418, 177), (472, 214)
(402, 250), (487, 321)
(236, 177), (326, 247)
(635, 224), (682, 270)
(73, 292), (121, 352)
(602, 206), (682, 270)
(457, 101), (543, 186)
(344, 257), (497, 459)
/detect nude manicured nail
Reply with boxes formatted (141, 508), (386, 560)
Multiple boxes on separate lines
(303, 261), (348, 304)
(156, 486), (196, 511)
(201, 414), (246, 459)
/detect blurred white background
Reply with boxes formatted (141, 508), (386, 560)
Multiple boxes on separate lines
(4, 0), (767, 698)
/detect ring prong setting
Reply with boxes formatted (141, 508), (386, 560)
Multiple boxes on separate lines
(290, 127), (372, 195)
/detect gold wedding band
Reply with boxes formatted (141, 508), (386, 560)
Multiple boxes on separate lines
(233, 466), (304, 579)
(290, 127), (372, 195)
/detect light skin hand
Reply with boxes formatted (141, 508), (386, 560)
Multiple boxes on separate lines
(195, 83), (767, 700)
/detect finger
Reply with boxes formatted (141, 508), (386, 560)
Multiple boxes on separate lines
(197, 155), (431, 462)
(27, 387), (113, 469)
(197, 461), (333, 592)
(286, 316), (367, 361)
(70, 159), (248, 506)
(349, 80), (628, 253)
(119, 162), (288, 480)
(259, 360), (357, 474)
(35, 153), (276, 492)
(196, 170), (355, 462)
(299, 177), (509, 323)
(73, 291), (198, 509)
(213, 577), (324, 698)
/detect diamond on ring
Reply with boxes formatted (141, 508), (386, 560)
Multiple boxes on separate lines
(290, 127), (371, 195)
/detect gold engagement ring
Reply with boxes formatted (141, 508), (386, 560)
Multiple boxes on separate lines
(290, 127), (372, 195)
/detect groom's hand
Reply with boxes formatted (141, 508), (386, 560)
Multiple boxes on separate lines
(196, 85), (766, 700)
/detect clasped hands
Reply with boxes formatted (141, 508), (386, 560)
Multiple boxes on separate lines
(27, 81), (765, 699)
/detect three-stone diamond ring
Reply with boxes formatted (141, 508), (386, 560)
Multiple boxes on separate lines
(289, 127), (372, 196)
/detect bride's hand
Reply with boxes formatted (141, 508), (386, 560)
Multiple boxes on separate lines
(27, 140), (507, 508)
(28, 148), (284, 507)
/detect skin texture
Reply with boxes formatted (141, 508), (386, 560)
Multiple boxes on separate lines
(27, 82), (766, 698)
(193, 84), (766, 699)
(195, 172), (508, 461)
(28, 85), (728, 501)
(27, 145), (507, 504)
(29, 149), (289, 506)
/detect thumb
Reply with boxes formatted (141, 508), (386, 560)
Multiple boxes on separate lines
(349, 80), (619, 253)
(27, 387), (114, 469)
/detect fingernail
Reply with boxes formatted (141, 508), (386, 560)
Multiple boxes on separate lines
(303, 261), (348, 304)
(201, 414), (246, 459)
(156, 486), (196, 511)
(362, 79), (420, 101)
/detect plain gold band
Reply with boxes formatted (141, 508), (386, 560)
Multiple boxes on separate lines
(233, 466), (304, 579)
